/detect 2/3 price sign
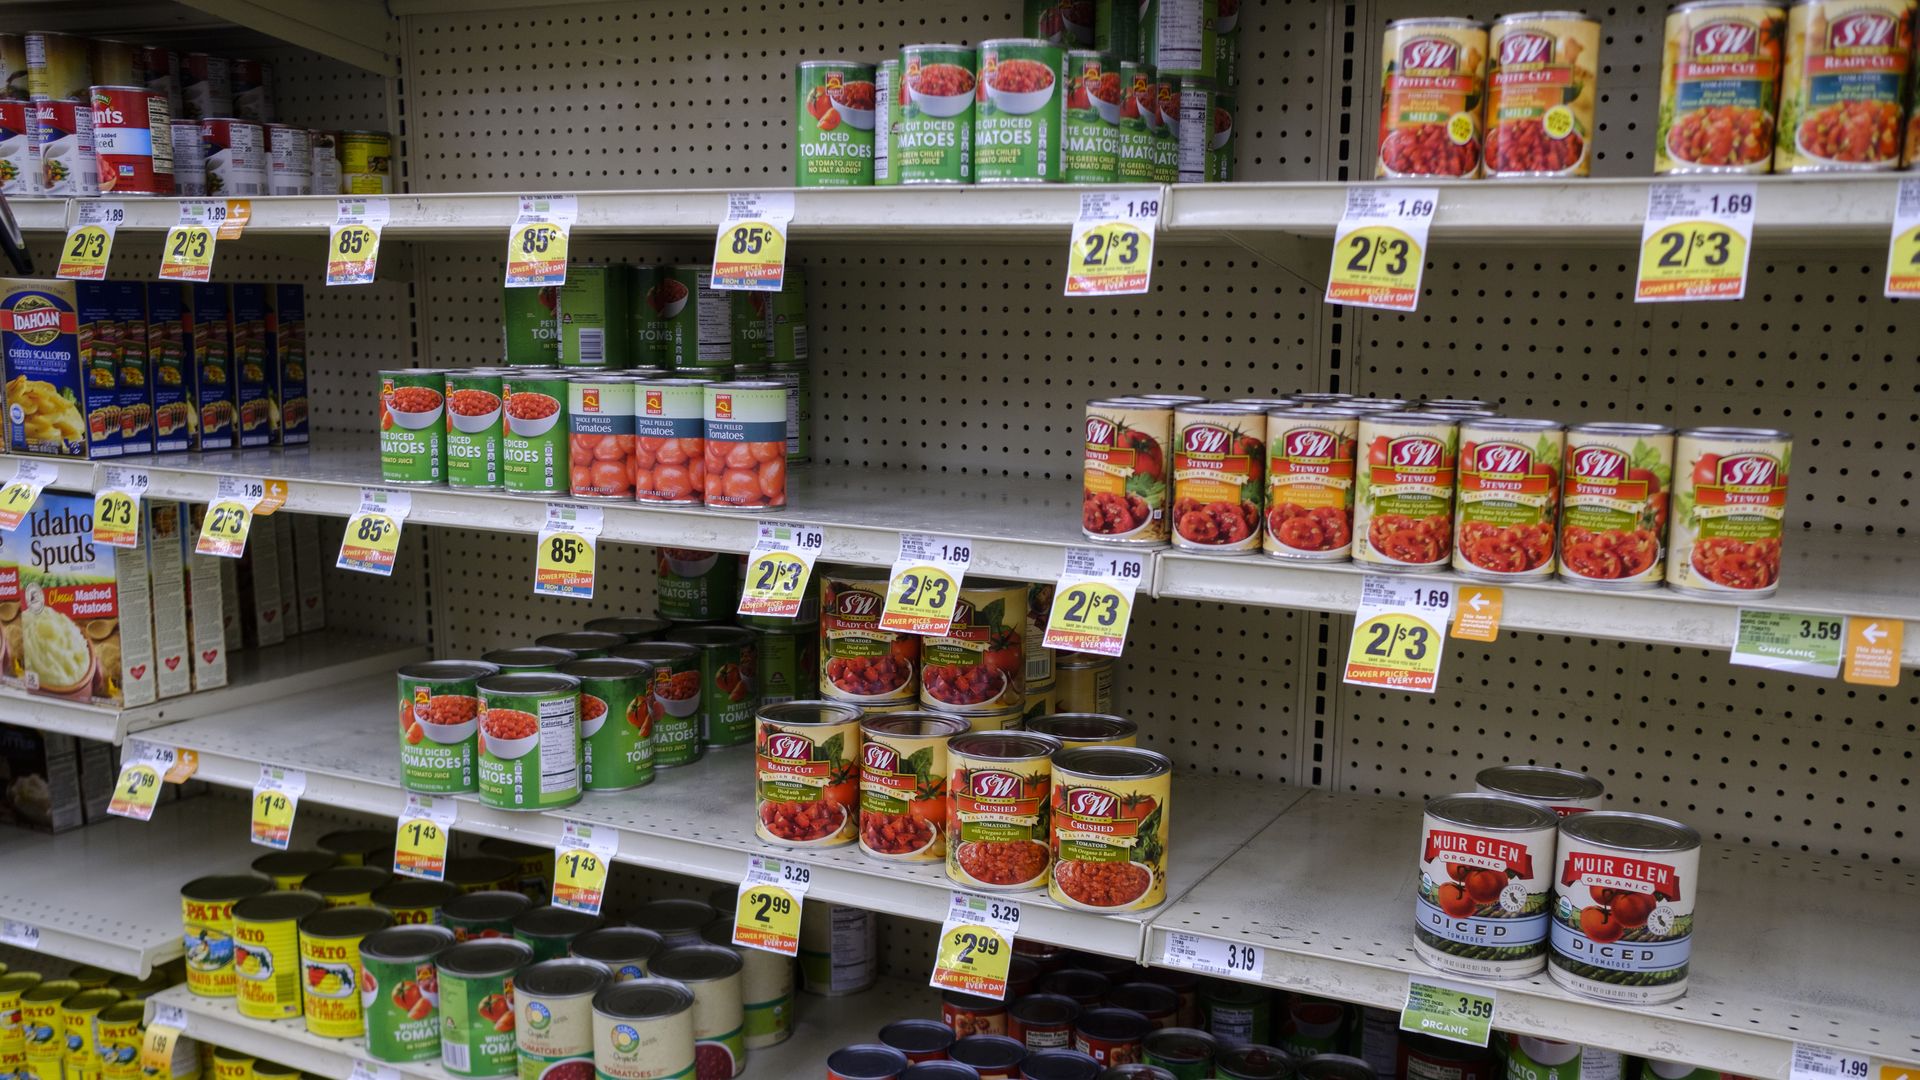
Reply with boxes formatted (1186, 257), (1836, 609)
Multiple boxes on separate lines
(1065, 190), (1159, 296)
(534, 504), (604, 599)
(1326, 186), (1438, 312)
(711, 192), (795, 291)
(92, 466), (150, 548)
(337, 488), (412, 576)
(327, 197), (390, 287)
(506, 195), (577, 288)
(552, 819), (618, 915)
(1885, 178), (1920, 300)
(196, 476), (271, 558)
(249, 765), (307, 849)
(158, 200), (229, 282)
(1042, 547), (1147, 657)
(732, 855), (812, 956)
(1344, 575), (1455, 693)
(881, 532), (973, 636)
(57, 200), (124, 280)
(930, 892), (1022, 1000)
(738, 522), (825, 619)
(1636, 182), (1756, 302)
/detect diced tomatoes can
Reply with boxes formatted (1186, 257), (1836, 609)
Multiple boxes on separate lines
(1415, 793), (1560, 980)
(1155, 72), (1182, 180)
(180, 873), (274, 997)
(503, 371), (571, 495)
(563, 657), (657, 791)
(1666, 426), (1790, 595)
(32, 96), (97, 196)
(1263, 407), (1360, 561)
(1173, 75), (1224, 182)
(592, 978), (697, 1080)
(1557, 422), (1675, 589)
(1353, 411), (1460, 571)
(875, 60), (900, 185)
(1452, 417), (1564, 581)
(1377, 18), (1488, 178)
(477, 673), (582, 812)
(1655, 2), (1788, 175)
(200, 115), (265, 195)
(566, 376), (636, 500)
(655, 548), (736, 621)
(445, 368), (508, 490)
(1548, 811), (1702, 1004)
(755, 700), (864, 847)
(341, 129), (393, 193)
(1170, 403), (1265, 554)
(976, 40), (1067, 183)
(398, 660), (496, 794)
(360, 925), (457, 1064)
(611, 641), (704, 768)
(1024, 712), (1136, 749)
(921, 579), (1028, 714)
(1117, 61), (1161, 183)
(1063, 50), (1121, 182)
(1083, 398), (1173, 545)
(89, 85), (173, 195)
(439, 938), (536, 1077)
(1476, 765), (1606, 817)
(1775, 0), (1915, 171)
(948, 731), (1063, 893)
(746, 626), (817, 705)
(649, 945), (746, 1079)
(897, 45), (976, 184)
(704, 380), (787, 510)
(797, 61), (876, 187)
(298, 906), (395, 1038)
(1484, 13), (1602, 177)
(1048, 746), (1171, 912)
(667, 625), (759, 748)
(1148, 0), (1219, 77)
(859, 711), (970, 862)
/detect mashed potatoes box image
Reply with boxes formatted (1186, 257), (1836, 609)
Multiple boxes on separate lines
(11, 492), (158, 708)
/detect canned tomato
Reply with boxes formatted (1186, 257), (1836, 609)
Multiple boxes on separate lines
(169, 117), (204, 194)
(375, 879), (460, 927)
(253, 850), (338, 888)
(1143, 1027), (1217, 1077)
(666, 625), (757, 747)
(503, 371), (571, 495)
(952, 1034), (1029, 1078)
(1400, 1035), (1497, 1080)
(593, 978), (697, 1080)
(181, 873), (273, 997)
(360, 925), (455, 1063)
(586, 616), (672, 643)
(1378, 18), (1488, 178)
(306, 865), (395, 908)
(535, 630), (622, 659)
(768, 359), (810, 464)
(1415, 793), (1560, 979)
(200, 116), (265, 194)
(797, 61), (876, 186)
(1173, 76), (1227, 182)
(898, 44), (976, 183)
(632, 900), (718, 950)
(828, 1045), (913, 1080)
(655, 548), (736, 621)
(480, 838), (555, 904)
(379, 369), (448, 484)
(975, 40), (1067, 183)
(860, 712), (969, 861)
(699, 922), (793, 1049)
(635, 379), (709, 504)
(1656, 2), (1787, 174)
(33, 96), (97, 195)
(342, 129), (393, 192)
(90, 85), (173, 195)
(442, 890), (532, 942)
(1263, 408), (1360, 560)
(704, 380), (787, 509)
(19, 980), (76, 1073)
(1556, 423), (1674, 589)
(1776, 0), (1914, 171)
(1666, 427), (1790, 595)
(26, 32), (89, 101)
(1025, 713), (1136, 749)
(650, 946), (745, 1079)
(944, 990), (1008, 1036)
(1024, 583), (1056, 691)
(1452, 418), (1564, 580)
(444, 369), (508, 489)
(230, 58), (273, 122)
(948, 731), (1061, 892)
(265, 122), (310, 194)
(611, 641), (703, 767)
(747, 628), (817, 705)
(1171, 403), (1265, 553)
(1200, 979), (1271, 1048)
(1149, 0), (1219, 77)
(1083, 398), (1173, 544)
(574, 927), (665, 982)
(1353, 412), (1459, 570)
(319, 827), (392, 867)
(567, 376), (636, 499)
(1049, 746), (1171, 912)
(1075, 1008), (1152, 1065)
(1500, 1035), (1625, 1080)
(657, 267), (733, 369)
(439, 939), (535, 1077)
(1008, 993), (1081, 1050)
(59, 988), (120, 1076)
(1477, 765), (1605, 817)
(880, 1018), (957, 1061)
(822, 567), (919, 705)
(1549, 811), (1701, 1004)
(1138, 968), (1199, 1029)
(179, 53), (230, 118)
(1116, 61), (1160, 183)
(1060, 50), (1120, 182)
(1483, 13), (1601, 176)
(96, 1000), (146, 1080)
(1054, 653), (1115, 714)
(563, 657), (657, 791)
(397, 661), (495, 794)
(298, 906), (393, 1038)
(921, 579), (1027, 714)
(477, 673), (582, 812)
(515, 957), (611, 1080)
(799, 900), (878, 995)
(448, 856), (522, 896)
(482, 647), (579, 675)
(1151, 76), (1178, 180)
(754, 700), (864, 847)
(875, 59), (901, 185)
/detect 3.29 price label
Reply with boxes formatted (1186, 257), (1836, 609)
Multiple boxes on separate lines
(1065, 191), (1159, 296)
(930, 892), (1022, 1000)
(1326, 186), (1437, 313)
(732, 855), (812, 956)
(1636, 182), (1755, 302)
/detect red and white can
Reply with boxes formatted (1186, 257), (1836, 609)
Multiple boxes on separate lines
(199, 116), (264, 195)
(136, 45), (180, 117)
(90, 85), (173, 195)
(180, 53), (232, 120)
(310, 129), (341, 194)
(265, 122), (311, 195)
(170, 120), (205, 195)
(32, 97), (96, 195)
(0, 99), (36, 195)
(231, 58), (274, 123)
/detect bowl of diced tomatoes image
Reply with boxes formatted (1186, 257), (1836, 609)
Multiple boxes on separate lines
(824, 653), (914, 703)
(504, 391), (561, 438)
(920, 664), (1012, 714)
(950, 839), (1050, 891)
(759, 798), (852, 848)
(481, 708), (540, 760)
(654, 669), (702, 719)
(448, 388), (502, 434)
(385, 386), (443, 430)
(1051, 858), (1155, 911)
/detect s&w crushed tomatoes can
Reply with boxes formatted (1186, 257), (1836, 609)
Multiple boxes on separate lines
(1415, 793), (1560, 980)
(1548, 811), (1701, 1004)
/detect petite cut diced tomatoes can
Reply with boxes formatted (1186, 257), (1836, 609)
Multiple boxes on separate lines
(1415, 792), (1560, 980)
(754, 700), (864, 848)
(1548, 811), (1701, 1004)
(1377, 18), (1488, 178)
(1483, 12), (1602, 177)
(1048, 746), (1172, 913)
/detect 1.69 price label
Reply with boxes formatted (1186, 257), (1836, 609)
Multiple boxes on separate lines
(1065, 190), (1159, 296)
(1043, 547), (1147, 657)
(1344, 576), (1454, 694)
(738, 522), (825, 619)
(1326, 187), (1437, 312)
(881, 532), (973, 636)
(1636, 182), (1755, 302)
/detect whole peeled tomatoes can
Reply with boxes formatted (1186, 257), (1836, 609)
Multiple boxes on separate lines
(821, 567), (919, 706)
(1415, 793), (1559, 980)
(975, 39), (1067, 184)
(1049, 747), (1171, 913)
(438, 938), (535, 1077)
(1775, 0), (1914, 172)
(859, 712), (970, 862)
(1082, 398), (1172, 545)
(1548, 811), (1701, 1005)
(1557, 423), (1674, 590)
(796, 61), (876, 187)
(1353, 412), (1459, 571)
(755, 700), (864, 847)
(567, 377), (636, 500)
(1452, 418), (1564, 581)
(1171, 403), (1266, 554)
(1377, 18), (1488, 179)
(634, 378), (710, 505)
(704, 381), (787, 511)
(359, 924), (456, 1064)
(1263, 408), (1360, 561)
(1655, 2), (1787, 175)
(1484, 13), (1602, 177)
(948, 731), (1062, 893)
(1666, 427), (1790, 596)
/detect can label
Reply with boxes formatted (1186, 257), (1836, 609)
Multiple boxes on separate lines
(635, 383), (705, 503)
(516, 991), (594, 1080)
(695, 637), (756, 748)
(233, 914), (304, 1018)
(266, 123), (312, 195)
(1264, 413), (1357, 560)
(478, 684), (582, 811)
(1154, 75), (1180, 181)
(1504, 1037), (1624, 1080)
(446, 371), (506, 490)
(1116, 63), (1161, 183)
(1353, 418), (1459, 570)
(1151, 0), (1218, 77)
(380, 372), (446, 485)
(646, 653), (703, 768)
(703, 386), (787, 510)
(921, 585), (1026, 713)
(1063, 52), (1121, 182)
(874, 61), (899, 185)
(1549, 838), (1700, 1003)
(1049, 766), (1170, 912)
(440, 970), (516, 1076)
(363, 955), (442, 1063)
(502, 373), (569, 495)
(503, 287), (560, 364)
(0, 101), (35, 197)
(34, 98), (97, 196)
(580, 668), (655, 791)
(1378, 21), (1488, 178)
(822, 574), (918, 705)
(180, 53), (232, 120)
(1776, 0), (1913, 171)
(399, 671), (482, 794)
(1485, 16), (1601, 176)
(1082, 400), (1172, 544)
(756, 714), (861, 846)
(96, 1012), (143, 1080)
(655, 268), (731, 368)
(1655, 5), (1786, 174)
(656, 549), (736, 620)
(299, 934), (370, 1038)
(232, 59), (273, 123)
(1174, 77), (1221, 182)
(1171, 409), (1266, 553)
(1452, 425), (1563, 579)
(897, 46), (976, 183)
(948, 751), (1051, 891)
(1415, 813), (1557, 978)
(738, 951), (793, 1048)
(182, 895), (241, 996)
(860, 728), (954, 863)
(559, 266), (632, 368)
(27, 33), (91, 103)
(1558, 429), (1672, 587)
(342, 131), (392, 193)
(797, 63), (876, 186)
(171, 120), (205, 195)
(749, 630), (816, 705)
(201, 117), (265, 195)
(568, 378), (637, 500)
(976, 42), (1065, 183)
(91, 86), (174, 196)
(1666, 432), (1789, 594)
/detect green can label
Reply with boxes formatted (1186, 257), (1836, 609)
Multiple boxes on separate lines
(362, 955), (442, 1063)
(796, 62), (876, 187)
(398, 667), (487, 794)
(645, 654), (703, 768)
(746, 630), (816, 705)
(576, 667), (655, 791)
(1117, 63), (1161, 183)
(743, 989), (791, 1047)
(558, 266), (633, 368)
(1175, 77), (1221, 182)
(874, 61), (900, 186)
(380, 371), (447, 485)
(502, 373), (570, 495)
(628, 267), (669, 367)
(897, 45), (976, 183)
(1149, 0), (1218, 78)
(503, 287), (561, 365)
(1063, 51), (1121, 182)
(652, 267), (732, 369)
(731, 292), (771, 370)
(770, 279), (808, 365)
(439, 970), (516, 1076)
(695, 642), (755, 748)
(1154, 75), (1181, 181)
(976, 40), (1066, 183)
(477, 678), (582, 812)
(655, 550), (739, 621)
(446, 371), (506, 490)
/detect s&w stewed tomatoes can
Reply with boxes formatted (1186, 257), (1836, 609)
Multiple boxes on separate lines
(755, 700), (864, 848)
(948, 731), (1062, 893)
(1083, 398), (1172, 545)
(1264, 408), (1360, 561)
(1665, 426), (1790, 596)
(1377, 18), (1489, 178)
(1415, 793), (1560, 980)
(1548, 811), (1701, 1004)
(1484, 13), (1602, 177)
(1557, 423), (1674, 589)
(1452, 417), (1563, 581)
(1171, 403), (1266, 554)
(1353, 412), (1459, 571)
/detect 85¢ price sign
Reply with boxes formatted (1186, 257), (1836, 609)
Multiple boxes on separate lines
(534, 504), (604, 600)
(506, 195), (577, 288)
(1344, 575), (1455, 694)
(1042, 547), (1148, 657)
(1065, 190), (1160, 296)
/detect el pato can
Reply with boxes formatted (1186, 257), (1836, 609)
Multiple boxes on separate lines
(180, 873), (274, 997)
(89, 84), (172, 195)
(298, 906), (395, 1038)
(1475, 765), (1604, 817)
(1548, 812), (1701, 1004)
(592, 978), (697, 1080)
(1415, 793), (1559, 979)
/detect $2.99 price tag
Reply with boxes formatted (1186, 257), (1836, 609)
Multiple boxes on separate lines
(337, 489), (412, 576)
(1065, 190), (1159, 297)
(732, 855), (812, 956)
(1344, 575), (1454, 694)
(534, 504), (604, 599)
(711, 192), (795, 291)
(1160, 930), (1265, 980)
(107, 740), (177, 821)
(92, 466), (150, 548)
(328, 197), (391, 287)
(1042, 547), (1147, 657)
(737, 522), (825, 619)
(552, 819), (618, 915)
(881, 532), (973, 636)
(506, 195), (577, 288)
(0, 460), (52, 531)
(930, 892), (1021, 1000)
(57, 201), (124, 280)
(1326, 186), (1437, 313)
(1636, 182), (1756, 303)
(1400, 977), (1496, 1048)
(249, 765), (307, 849)
(393, 793), (456, 881)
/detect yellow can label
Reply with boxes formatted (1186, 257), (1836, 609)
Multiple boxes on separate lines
(234, 915), (303, 1021)
(181, 896), (240, 997)
(96, 1014), (144, 1080)
(298, 933), (368, 1038)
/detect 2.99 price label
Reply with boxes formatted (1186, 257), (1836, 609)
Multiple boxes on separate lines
(881, 532), (973, 636)
(732, 855), (812, 956)
(1343, 576), (1454, 694)
(1636, 182), (1755, 302)
(737, 522), (825, 619)
(1065, 190), (1159, 296)
(1042, 547), (1147, 657)
(1326, 186), (1437, 312)
(929, 892), (1022, 999)
(534, 504), (603, 599)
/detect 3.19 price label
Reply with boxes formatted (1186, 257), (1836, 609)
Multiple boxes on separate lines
(1042, 547), (1147, 657)
(1326, 186), (1437, 313)
(1636, 182), (1755, 302)
(711, 192), (795, 292)
(1064, 190), (1159, 296)
(1160, 930), (1265, 980)
(534, 504), (603, 599)
(552, 819), (618, 915)
(930, 892), (1022, 1000)
(738, 522), (825, 619)
(506, 195), (577, 288)
(732, 855), (812, 956)
(881, 532), (973, 636)
(1343, 575), (1454, 694)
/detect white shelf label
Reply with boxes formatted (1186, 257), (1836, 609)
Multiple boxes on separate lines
(1160, 930), (1264, 979)
(1064, 190), (1159, 297)
(351, 1062), (401, 1080)
(149, 1002), (189, 1032)
(1635, 182), (1756, 303)
(0, 919), (39, 949)
(1791, 1045), (1875, 1080)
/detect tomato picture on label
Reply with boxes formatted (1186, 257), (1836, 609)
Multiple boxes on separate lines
(1082, 398), (1171, 544)
(1666, 427), (1791, 596)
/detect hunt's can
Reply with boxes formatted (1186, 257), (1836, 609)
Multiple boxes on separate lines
(398, 660), (496, 794)
(563, 657), (657, 791)
(1352, 412), (1460, 571)
(1063, 50), (1121, 182)
(948, 731), (1062, 893)
(1083, 398), (1173, 544)
(1171, 402), (1266, 554)
(1476, 765), (1606, 817)
(305, 865), (395, 908)
(567, 376), (637, 499)
(1149, 0), (1218, 77)
(516, 958), (612, 1080)
(200, 116), (265, 195)
(439, 938), (536, 1077)
(374, 879), (460, 927)
(170, 118), (204, 194)
(477, 673), (583, 811)
(822, 567), (919, 706)
(445, 368), (509, 490)
(1117, 61), (1160, 183)
(180, 53), (232, 119)
(898, 44), (976, 183)
(797, 61), (876, 186)
(33, 96), (97, 195)
(1452, 417), (1564, 581)
(360, 924), (457, 1064)
(181, 873), (275, 997)
(1378, 18), (1488, 178)
(299, 906), (394, 1038)
(612, 641), (704, 768)
(1548, 811), (1702, 1004)
(648, 946), (746, 1079)
(342, 129), (393, 192)
(703, 380), (788, 510)
(380, 369), (450, 484)
(858, 712), (970, 862)
(1775, 0), (1914, 171)
(1415, 793), (1560, 979)
(265, 122), (311, 194)
(1049, 746), (1172, 912)
(699, 921), (793, 1049)
(27, 32), (90, 102)
(667, 625), (758, 747)
(1655, 2), (1787, 174)
(502, 370), (571, 495)
(574, 927), (665, 982)
(591, 979), (697, 1080)
(921, 579), (1028, 714)
(1173, 75), (1224, 181)
(635, 378), (710, 505)
(514, 906), (605, 963)
(1484, 13), (1602, 176)
(1665, 427), (1790, 596)
(755, 700), (864, 847)
(1024, 713), (1137, 749)
(746, 627), (817, 705)
(89, 84), (173, 195)
(875, 60), (900, 185)
(441, 890), (533, 943)
(230, 58), (273, 122)
(976, 39), (1067, 183)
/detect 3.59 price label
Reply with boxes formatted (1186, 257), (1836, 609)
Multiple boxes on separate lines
(1400, 977), (1496, 1047)
(57, 200), (124, 280)
(1065, 190), (1159, 296)
(506, 195), (577, 288)
(881, 532), (973, 635)
(738, 522), (825, 619)
(534, 504), (603, 599)
(1344, 575), (1454, 694)
(552, 819), (618, 915)
(1636, 182), (1755, 302)
(337, 489), (411, 576)
(1042, 547), (1147, 657)
(930, 892), (1022, 1000)
(327, 197), (390, 287)
(393, 793), (456, 881)
(1730, 609), (1845, 678)
(249, 765), (307, 849)
(711, 192), (795, 291)
(1326, 186), (1437, 312)
(732, 855), (812, 956)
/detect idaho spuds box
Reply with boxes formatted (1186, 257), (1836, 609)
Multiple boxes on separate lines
(12, 492), (158, 708)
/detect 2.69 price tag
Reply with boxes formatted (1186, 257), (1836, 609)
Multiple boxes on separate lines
(552, 819), (618, 915)
(738, 522), (824, 619)
(57, 201), (124, 280)
(534, 504), (603, 599)
(1636, 182), (1755, 302)
(732, 855), (812, 956)
(881, 532), (973, 636)
(1065, 190), (1159, 297)
(337, 488), (412, 576)
(506, 195), (577, 288)
(249, 765), (307, 849)
(1043, 547), (1147, 657)
(107, 740), (177, 822)
(1326, 186), (1437, 312)
(327, 197), (390, 287)
(1344, 575), (1454, 694)
(393, 793), (456, 881)
(930, 892), (1022, 1000)
(711, 192), (795, 291)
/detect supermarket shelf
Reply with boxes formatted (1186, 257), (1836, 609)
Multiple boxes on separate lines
(0, 1), (400, 74)
(152, 977), (939, 1079)
(7, 199), (72, 235)
(155, 673), (1306, 957)
(0, 629), (428, 745)
(1144, 791), (1920, 1079)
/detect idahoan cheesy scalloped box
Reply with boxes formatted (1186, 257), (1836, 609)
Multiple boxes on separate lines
(0, 278), (143, 459)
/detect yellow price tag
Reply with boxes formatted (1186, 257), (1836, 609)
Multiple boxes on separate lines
(711, 220), (788, 289)
(1636, 222), (1746, 300)
(932, 922), (1014, 998)
(251, 788), (297, 848)
(1346, 611), (1445, 691)
(158, 224), (217, 282)
(394, 818), (449, 879)
(1327, 224), (1424, 308)
(195, 498), (255, 557)
(506, 221), (569, 287)
(733, 882), (804, 955)
(552, 847), (610, 911)
(0, 481), (38, 529)
(56, 224), (115, 280)
(535, 530), (597, 598)
(107, 762), (163, 820)
(92, 489), (140, 547)
(1065, 191), (1159, 297)
(1044, 579), (1133, 654)
(326, 222), (382, 286)
(881, 563), (961, 634)
(1889, 224), (1920, 297)
(139, 1024), (185, 1075)
(338, 511), (403, 575)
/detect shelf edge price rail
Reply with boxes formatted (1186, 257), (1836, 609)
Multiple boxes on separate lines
(880, 531), (973, 636)
(552, 819), (619, 915)
(1325, 186), (1437, 313)
(1042, 546), (1147, 657)
(57, 200), (125, 280)
(930, 892), (1022, 1000)
(731, 854), (811, 957)
(328, 196), (391, 287)
(737, 521), (824, 619)
(711, 191), (794, 292)
(1064, 190), (1160, 297)
(534, 504), (603, 599)
(1343, 575), (1455, 694)
(1635, 182), (1756, 303)
(337, 488), (412, 576)
(505, 194), (577, 288)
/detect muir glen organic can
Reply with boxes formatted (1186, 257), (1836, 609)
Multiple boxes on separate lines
(898, 44), (977, 183)
(796, 61), (876, 186)
(89, 84), (173, 195)
(1476, 765), (1606, 817)
(1083, 398), (1172, 545)
(1666, 427), (1790, 596)
(1415, 793), (1560, 980)
(1548, 811), (1701, 1004)
(976, 40), (1067, 183)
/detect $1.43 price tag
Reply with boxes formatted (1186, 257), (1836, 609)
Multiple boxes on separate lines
(393, 793), (456, 881)
(534, 504), (603, 599)
(880, 532), (973, 636)
(158, 200), (227, 282)
(1042, 547), (1146, 657)
(711, 192), (795, 291)
(196, 476), (270, 558)
(57, 200), (125, 280)
(738, 521), (825, 619)
(107, 740), (177, 822)
(930, 893), (1021, 999)
(337, 489), (412, 576)
(1884, 178), (1920, 300)
(1344, 575), (1455, 694)
(552, 819), (618, 915)
(1730, 609), (1845, 678)
(328, 197), (390, 287)
(732, 855), (812, 956)
(506, 195), (577, 288)
(1636, 182), (1756, 302)
(92, 466), (150, 548)
(1326, 186), (1437, 312)
(0, 460), (52, 531)
(249, 765), (307, 849)
(1400, 977), (1496, 1047)
(1160, 931), (1265, 979)
(1064, 190), (1159, 297)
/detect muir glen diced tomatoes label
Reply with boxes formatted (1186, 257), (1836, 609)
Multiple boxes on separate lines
(1549, 837), (1698, 1004)
(1414, 816), (1555, 979)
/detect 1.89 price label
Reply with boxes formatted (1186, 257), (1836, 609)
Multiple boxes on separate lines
(1344, 576), (1454, 694)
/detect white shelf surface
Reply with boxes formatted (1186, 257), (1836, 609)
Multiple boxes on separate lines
(0, 630), (427, 745)
(1144, 791), (1920, 1079)
(153, 977), (937, 1079)
(153, 673), (1304, 958)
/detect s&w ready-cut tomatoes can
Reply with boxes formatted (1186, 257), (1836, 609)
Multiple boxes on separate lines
(1171, 403), (1266, 554)
(704, 380), (787, 511)
(1775, 0), (1915, 172)
(1083, 398), (1172, 545)
(1377, 18), (1489, 178)
(1353, 412), (1459, 572)
(1048, 746), (1171, 913)
(860, 712), (970, 862)
(1484, 13), (1602, 177)
(1264, 407), (1360, 561)
(1558, 423), (1674, 590)
(1476, 764), (1605, 817)
(1655, 2), (1787, 175)
(948, 731), (1062, 893)
(1452, 417), (1563, 581)
(1548, 811), (1701, 1004)
(755, 700), (863, 848)
(1666, 427), (1790, 596)
(921, 579), (1027, 714)
(1415, 793), (1560, 980)
(821, 567), (918, 706)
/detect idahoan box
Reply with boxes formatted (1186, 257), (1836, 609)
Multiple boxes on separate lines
(187, 282), (236, 452)
(271, 284), (309, 445)
(147, 282), (198, 453)
(231, 283), (275, 448)
(17, 492), (158, 708)
(0, 278), (136, 459)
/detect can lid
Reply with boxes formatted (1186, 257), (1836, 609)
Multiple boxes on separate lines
(825, 1045), (914, 1079)
(797, 59), (876, 68)
(1677, 425), (1791, 441)
(979, 37), (1062, 48)
(593, 976), (695, 1020)
(298, 905), (394, 939)
(1425, 792), (1560, 833)
(583, 616), (673, 641)
(97, 999), (145, 1024)
(445, 854), (521, 887)
(665, 625), (756, 649)
(302, 865), (394, 897)
(1491, 12), (1598, 25)
(1086, 396), (1173, 409)
(1052, 745), (1171, 780)
(478, 671), (581, 694)
(758, 699), (864, 727)
(231, 889), (327, 923)
(535, 631), (627, 653)
(358, 924), (456, 963)
(575, 926), (666, 965)
(515, 956), (613, 999)
(1024, 713), (1137, 744)
(1007, 991), (1081, 1026)
(251, 1065), (300, 1080)
(1054, 651), (1113, 670)
(1074, 1006), (1153, 1040)
(1385, 16), (1488, 28)
(941, 989), (1006, 1010)
(610, 641), (700, 665)
(1222, 1045), (1303, 1080)
(648, 942), (744, 983)
(1475, 764), (1605, 803)
(436, 937), (536, 977)
(397, 660), (500, 683)
(861, 712), (972, 739)
(513, 904), (605, 940)
(1362, 410), (1460, 427)
(1110, 982), (1181, 1016)
(179, 872), (274, 903)
(1039, 967), (1112, 1000)
(1020, 1049), (1105, 1080)
(559, 657), (657, 680)
(1276, 406), (1367, 421)
(21, 979), (79, 1003)
(479, 647), (580, 669)
(0, 972), (43, 994)
(211, 1047), (253, 1063)
(370, 877), (458, 910)
(1569, 421), (1675, 436)
(1559, 810), (1702, 852)
(64, 988), (123, 1010)
(878, 1018), (958, 1055)
(1457, 416), (1561, 433)
(1178, 402), (1267, 415)
(251, 849), (340, 878)
(900, 1063), (984, 1080)
(950, 730), (1062, 760)
(707, 379), (785, 390)
(631, 898), (720, 936)
(440, 889), (533, 922)
(950, 1035), (1030, 1069)
(1143, 1026), (1219, 1060)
